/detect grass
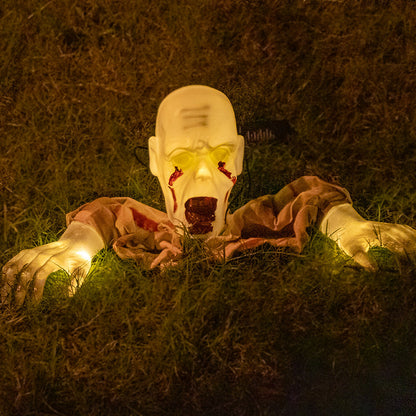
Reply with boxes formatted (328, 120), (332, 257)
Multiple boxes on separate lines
(1, 0), (416, 414)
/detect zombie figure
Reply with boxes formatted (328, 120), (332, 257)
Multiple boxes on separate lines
(3, 85), (416, 305)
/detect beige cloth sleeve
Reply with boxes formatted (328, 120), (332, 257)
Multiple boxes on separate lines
(207, 176), (352, 259)
(66, 197), (180, 268)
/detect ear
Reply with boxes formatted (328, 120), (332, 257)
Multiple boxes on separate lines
(234, 135), (245, 175)
(148, 136), (160, 176)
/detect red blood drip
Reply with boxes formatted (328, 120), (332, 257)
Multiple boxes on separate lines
(168, 166), (183, 213)
(218, 161), (236, 184)
(169, 187), (178, 213)
(131, 208), (159, 232)
(168, 166), (183, 186)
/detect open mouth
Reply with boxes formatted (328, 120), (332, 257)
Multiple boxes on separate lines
(185, 197), (217, 235)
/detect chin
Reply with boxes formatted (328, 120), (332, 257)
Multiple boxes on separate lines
(188, 223), (224, 239)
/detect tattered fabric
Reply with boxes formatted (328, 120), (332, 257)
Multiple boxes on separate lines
(66, 176), (352, 268)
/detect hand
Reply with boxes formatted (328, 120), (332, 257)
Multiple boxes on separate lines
(1, 240), (93, 305)
(337, 220), (416, 271)
(321, 203), (416, 271)
(1, 221), (104, 306)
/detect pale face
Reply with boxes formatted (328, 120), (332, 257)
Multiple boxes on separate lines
(149, 85), (244, 237)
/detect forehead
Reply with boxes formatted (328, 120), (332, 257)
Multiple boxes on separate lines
(163, 107), (238, 154)
(156, 86), (238, 154)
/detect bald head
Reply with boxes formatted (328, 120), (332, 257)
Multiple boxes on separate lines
(155, 85), (238, 154)
(148, 85), (244, 237)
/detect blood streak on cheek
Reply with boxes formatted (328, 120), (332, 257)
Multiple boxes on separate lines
(168, 166), (184, 213)
(169, 188), (178, 213)
(169, 166), (183, 187)
(218, 161), (237, 184)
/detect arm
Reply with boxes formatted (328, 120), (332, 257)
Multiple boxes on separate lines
(2, 197), (133, 305)
(1, 221), (105, 306)
(2, 196), (172, 305)
(320, 203), (416, 270)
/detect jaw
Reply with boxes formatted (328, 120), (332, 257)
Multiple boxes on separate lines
(162, 179), (233, 237)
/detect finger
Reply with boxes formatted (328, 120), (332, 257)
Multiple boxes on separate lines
(4, 247), (43, 271)
(150, 247), (180, 269)
(14, 250), (66, 306)
(2, 252), (26, 271)
(32, 275), (48, 303)
(377, 225), (416, 255)
(1, 264), (24, 303)
(32, 259), (67, 303)
(374, 222), (416, 242)
(2, 263), (36, 304)
(1, 249), (42, 303)
(13, 270), (31, 307)
(352, 250), (378, 272)
(3, 244), (67, 277)
(150, 251), (168, 269)
(13, 253), (53, 306)
(340, 236), (372, 259)
(393, 225), (416, 254)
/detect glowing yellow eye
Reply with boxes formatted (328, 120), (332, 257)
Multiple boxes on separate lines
(211, 146), (231, 162)
(170, 151), (194, 168)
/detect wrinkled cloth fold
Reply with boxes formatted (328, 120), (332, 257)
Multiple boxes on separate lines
(66, 176), (352, 268)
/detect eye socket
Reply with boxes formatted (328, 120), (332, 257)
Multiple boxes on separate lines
(169, 145), (234, 169)
(169, 150), (194, 169)
(210, 145), (232, 163)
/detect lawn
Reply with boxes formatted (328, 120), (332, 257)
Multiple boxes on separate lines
(1, 0), (416, 415)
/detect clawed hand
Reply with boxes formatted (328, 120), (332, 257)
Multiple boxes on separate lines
(336, 221), (416, 271)
(1, 221), (104, 306)
(1, 241), (93, 306)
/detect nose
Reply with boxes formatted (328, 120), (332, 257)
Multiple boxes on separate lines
(195, 159), (213, 181)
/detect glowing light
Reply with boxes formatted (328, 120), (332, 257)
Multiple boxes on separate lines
(75, 249), (92, 263)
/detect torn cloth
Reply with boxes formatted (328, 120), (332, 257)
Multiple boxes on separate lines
(66, 176), (352, 268)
